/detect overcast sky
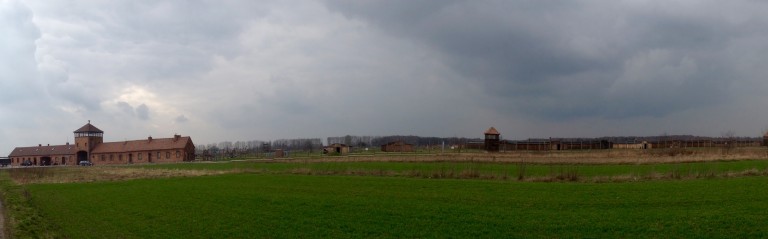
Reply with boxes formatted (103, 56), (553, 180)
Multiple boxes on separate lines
(3, 0), (768, 154)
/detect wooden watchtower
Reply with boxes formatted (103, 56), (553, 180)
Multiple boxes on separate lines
(484, 127), (501, 152)
(763, 131), (768, 147)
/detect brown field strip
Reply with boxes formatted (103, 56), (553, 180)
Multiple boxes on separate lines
(274, 147), (768, 164)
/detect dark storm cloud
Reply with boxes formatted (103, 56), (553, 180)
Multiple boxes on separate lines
(174, 115), (189, 124)
(29, 1), (274, 87)
(0, 0), (41, 102)
(4, 0), (768, 155)
(324, 0), (768, 120)
(116, 101), (135, 116)
(136, 104), (150, 120)
(116, 101), (155, 121)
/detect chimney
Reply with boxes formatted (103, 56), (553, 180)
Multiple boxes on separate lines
(47, 144), (50, 146)
(174, 134), (181, 141)
(38, 144), (42, 147)
(148, 136), (153, 142)
(66, 142), (69, 145)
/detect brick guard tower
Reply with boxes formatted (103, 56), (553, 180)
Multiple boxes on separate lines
(74, 120), (103, 163)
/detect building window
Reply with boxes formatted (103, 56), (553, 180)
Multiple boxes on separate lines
(119, 154), (123, 161)
(101, 154), (105, 161)
(138, 153), (142, 160)
(110, 154), (114, 161)
(157, 152), (161, 159)
(176, 151), (180, 158)
(166, 152), (171, 159)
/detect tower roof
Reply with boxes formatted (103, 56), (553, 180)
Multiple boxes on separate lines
(484, 127), (500, 135)
(74, 121), (103, 133)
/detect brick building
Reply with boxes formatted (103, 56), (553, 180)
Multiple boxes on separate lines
(8, 121), (195, 166)
(324, 143), (350, 155)
(381, 141), (414, 152)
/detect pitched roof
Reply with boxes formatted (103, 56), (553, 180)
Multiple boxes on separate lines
(91, 136), (193, 153)
(74, 122), (104, 133)
(9, 144), (78, 157)
(382, 141), (412, 146)
(484, 127), (500, 135)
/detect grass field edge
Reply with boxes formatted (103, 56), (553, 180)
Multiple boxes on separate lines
(0, 171), (62, 238)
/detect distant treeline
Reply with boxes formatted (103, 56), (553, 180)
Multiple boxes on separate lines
(196, 135), (482, 155)
(196, 138), (324, 156)
(196, 134), (762, 156)
(597, 135), (760, 143)
(326, 135), (482, 148)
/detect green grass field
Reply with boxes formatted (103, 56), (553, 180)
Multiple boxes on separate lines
(3, 159), (768, 238)
(138, 159), (768, 181)
(18, 173), (768, 238)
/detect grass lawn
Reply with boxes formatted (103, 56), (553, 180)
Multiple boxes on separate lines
(25, 173), (768, 238)
(137, 159), (768, 180)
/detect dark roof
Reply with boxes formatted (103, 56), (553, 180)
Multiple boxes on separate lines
(91, 136), (193, 153)
(612, 139), (641, 144)
(507, 140), (549, 145)
(484, 127), (500, 135)
(74, 122), (103, 133)
(382, 141), (412, 146)
(8, 136), (193, 157)
(559, 139), (607, 143)
(9, 144), (78, 157)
